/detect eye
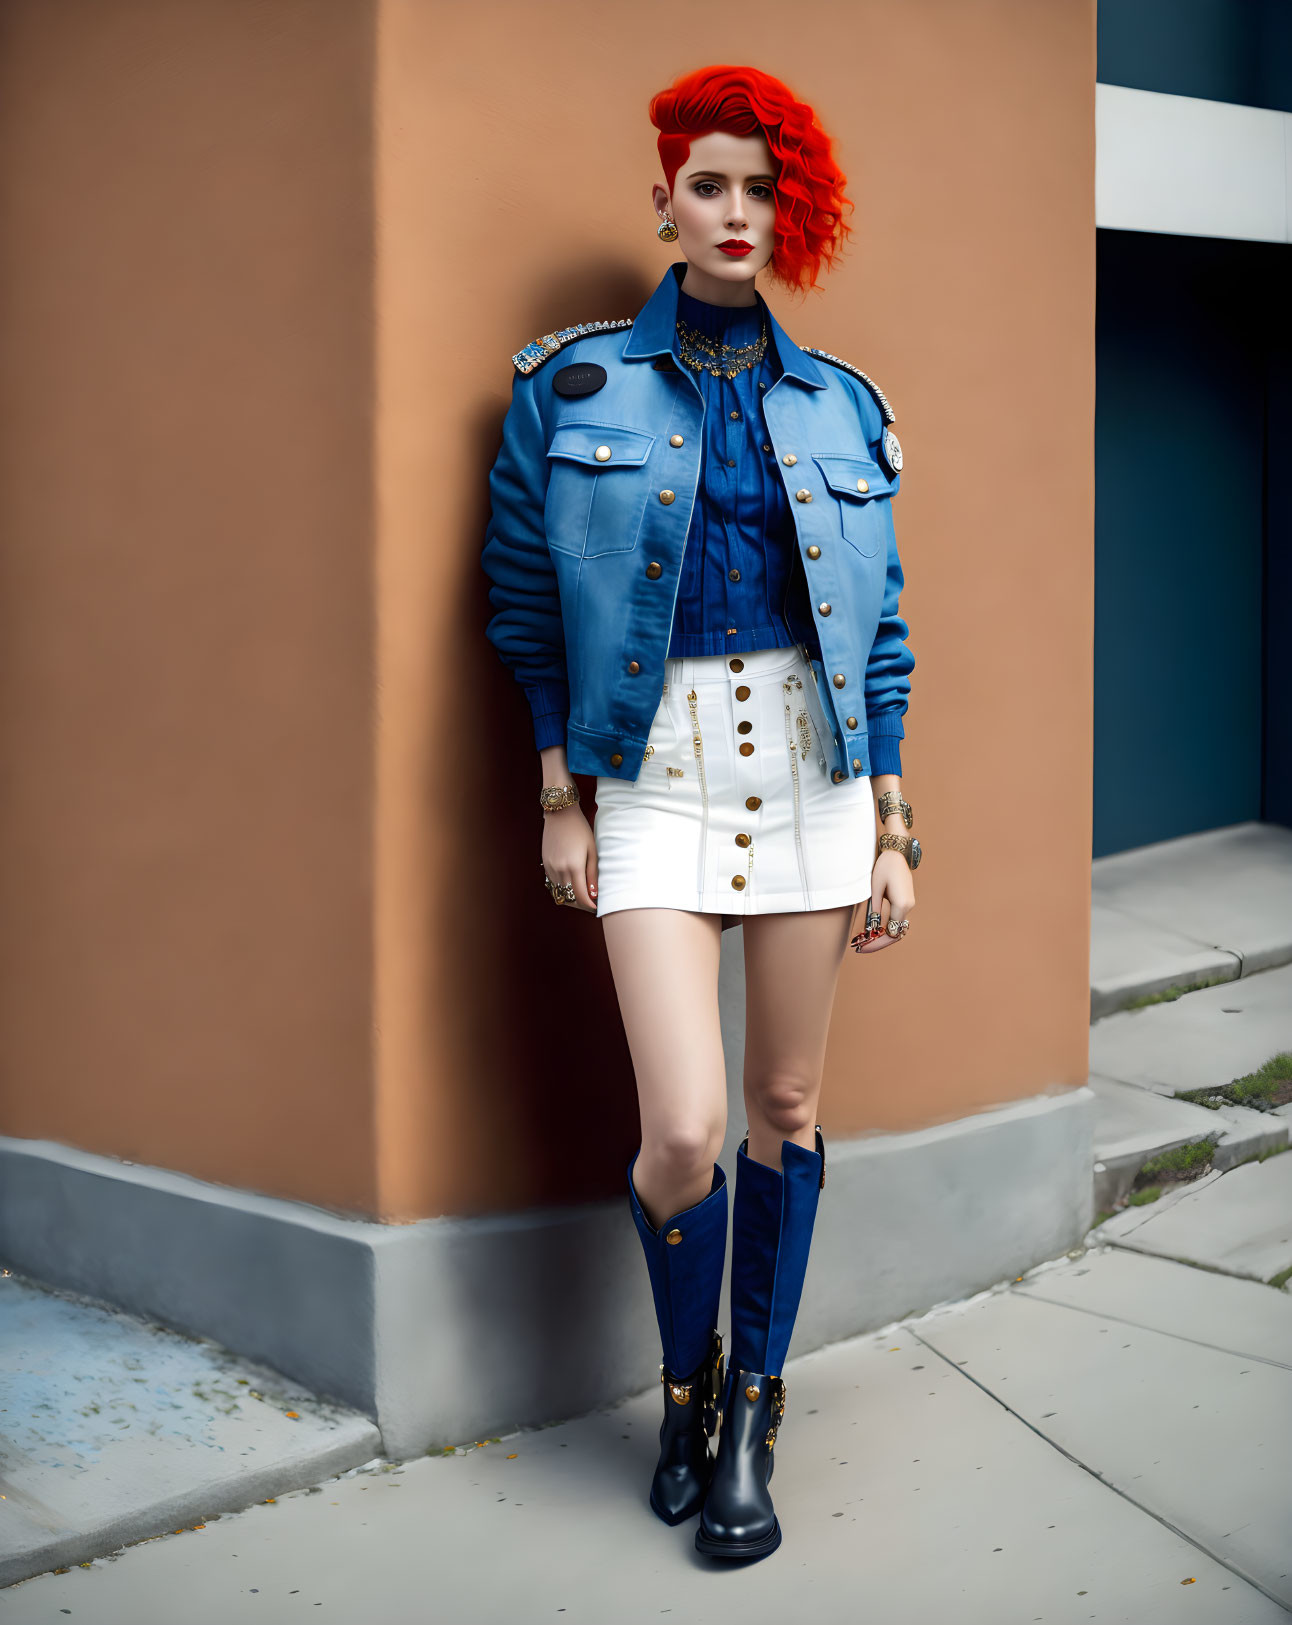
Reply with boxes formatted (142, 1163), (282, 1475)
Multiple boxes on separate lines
(692, 181), (775, 200)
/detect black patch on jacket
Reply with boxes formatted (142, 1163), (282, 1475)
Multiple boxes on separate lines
(552, 362), (607, 397)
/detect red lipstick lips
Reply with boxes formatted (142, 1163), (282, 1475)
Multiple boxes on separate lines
(717, 240), (754, 257)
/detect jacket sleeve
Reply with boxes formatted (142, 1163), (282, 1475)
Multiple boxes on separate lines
(480, 368), (569, 751)
(863, 437), (914, 780)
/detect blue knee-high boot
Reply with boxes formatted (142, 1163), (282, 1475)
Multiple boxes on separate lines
(627, 1148), (728, 1525)
(695, 1125), (825, 1561)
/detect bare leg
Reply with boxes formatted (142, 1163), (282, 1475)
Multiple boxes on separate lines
(601, 907), (727, 1227)
(740, 903), (855, 1167)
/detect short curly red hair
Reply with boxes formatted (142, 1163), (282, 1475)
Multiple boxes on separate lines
(648, 64), (853, 296)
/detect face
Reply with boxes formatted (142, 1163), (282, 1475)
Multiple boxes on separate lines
(652, 129), (778, 303)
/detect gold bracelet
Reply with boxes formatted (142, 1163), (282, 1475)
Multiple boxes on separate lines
(877, 831), (923, 870)
(539, 782), (580, 812)
(877, 789), (913, 829)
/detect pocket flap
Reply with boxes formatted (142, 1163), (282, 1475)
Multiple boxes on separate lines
(547, 422), (656, 467)
(811, 452), (896, 499)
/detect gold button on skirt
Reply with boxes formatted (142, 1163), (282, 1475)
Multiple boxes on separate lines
(593, 644), (876, 925)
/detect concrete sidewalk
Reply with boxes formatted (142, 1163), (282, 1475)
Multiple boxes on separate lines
(1090, 821), (1292, 1017)
(0, 1274), (381, 1588)
(4, 1208), (1289, 1624)
(1088, 959), (1292, 1208)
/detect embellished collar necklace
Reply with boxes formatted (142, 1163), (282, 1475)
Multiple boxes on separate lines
(675, 295), (768, 379)
(676, 314), (768, 378)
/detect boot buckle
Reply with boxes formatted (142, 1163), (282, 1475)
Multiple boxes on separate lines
(702, 1329), (725, 1436)
(659, 1360), (694, 1405)
(765, 1375), (788, 1449)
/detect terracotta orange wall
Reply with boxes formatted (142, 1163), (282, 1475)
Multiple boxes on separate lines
(373, 0), (1096, 1220)
(0, 1), (381, 1214)
(0, 0), (1095, 1223)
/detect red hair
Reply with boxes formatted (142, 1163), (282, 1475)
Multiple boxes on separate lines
(648, 64), (853, 296)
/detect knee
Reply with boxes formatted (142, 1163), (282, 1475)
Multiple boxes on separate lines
(642, 1120), (724, 1184)
(749, 1072), (816, 1138)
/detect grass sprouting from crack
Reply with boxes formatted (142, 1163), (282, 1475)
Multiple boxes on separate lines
(1176, 1051), (1292, 1114)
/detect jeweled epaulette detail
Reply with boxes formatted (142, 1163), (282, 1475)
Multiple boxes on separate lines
(802, 348), (896, 424)
(513, 318), (635, 376)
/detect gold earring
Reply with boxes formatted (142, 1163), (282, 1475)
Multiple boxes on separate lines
(657, 214), (678, 242)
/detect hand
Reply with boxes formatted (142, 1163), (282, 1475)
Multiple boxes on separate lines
(541, 804), (599, 914)
(849, 850), (915, 954)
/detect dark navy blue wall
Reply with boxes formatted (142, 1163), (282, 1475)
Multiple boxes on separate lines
(1264, 292), (1292, 830)
(1098, 0), (1292, 112)
(1094, 230), (1288, 856)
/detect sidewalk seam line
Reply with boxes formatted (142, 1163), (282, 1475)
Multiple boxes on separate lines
(1101, 1235), (1281, 1289)
(1012, 1285), (1292, 1371)
(905, 1324), (1292, 1613)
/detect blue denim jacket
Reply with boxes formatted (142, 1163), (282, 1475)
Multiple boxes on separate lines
(482, 261), (914, 785)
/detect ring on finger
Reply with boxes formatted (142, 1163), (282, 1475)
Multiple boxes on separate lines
(542, 873), (577, 906)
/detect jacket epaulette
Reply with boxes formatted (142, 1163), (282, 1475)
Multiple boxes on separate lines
(801, 348), (896, 425)
(512, 318), (635, 377)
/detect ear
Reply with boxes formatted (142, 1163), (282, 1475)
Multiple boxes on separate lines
(651, 181), (672, 216)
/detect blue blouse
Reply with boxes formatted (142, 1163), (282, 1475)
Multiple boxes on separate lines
(665, 286), (822, 664)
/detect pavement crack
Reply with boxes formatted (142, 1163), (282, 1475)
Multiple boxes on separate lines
(905, 1324), (1292, 1614)
(1010, 1285), (1292, 1372)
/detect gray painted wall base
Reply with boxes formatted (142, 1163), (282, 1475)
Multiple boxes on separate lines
(0, 1090), (1093, 1459)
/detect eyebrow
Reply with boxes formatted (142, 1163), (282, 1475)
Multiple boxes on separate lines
(686, 170), (777, 183)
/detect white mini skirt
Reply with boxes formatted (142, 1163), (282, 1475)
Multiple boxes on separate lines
(593, 642), (876, 926)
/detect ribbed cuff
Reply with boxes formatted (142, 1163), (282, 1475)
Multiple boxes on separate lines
(865, 709), (904, 778)
(532, 709), (567, 752)
(866, 733), (902, 778)
(524, 678), (569, 753)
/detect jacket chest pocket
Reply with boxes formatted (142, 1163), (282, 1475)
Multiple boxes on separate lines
(810, 453), (896, 558)
(545, 422), (656, 557)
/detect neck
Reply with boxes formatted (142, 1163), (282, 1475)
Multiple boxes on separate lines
(677, 266), (758, 308)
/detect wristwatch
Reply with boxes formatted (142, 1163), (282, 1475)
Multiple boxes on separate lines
(877, 831), (922, 869)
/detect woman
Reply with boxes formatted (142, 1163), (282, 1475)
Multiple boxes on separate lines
(481, 64), (920, 1562)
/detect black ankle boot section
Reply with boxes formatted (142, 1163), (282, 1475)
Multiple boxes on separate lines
(695, 1127), (824, 1561)
(649, 1325), (726, 1525)
(693, 1362), (786, 1559)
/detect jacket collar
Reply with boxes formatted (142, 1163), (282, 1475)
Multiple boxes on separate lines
(623, 261), (828, 390)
